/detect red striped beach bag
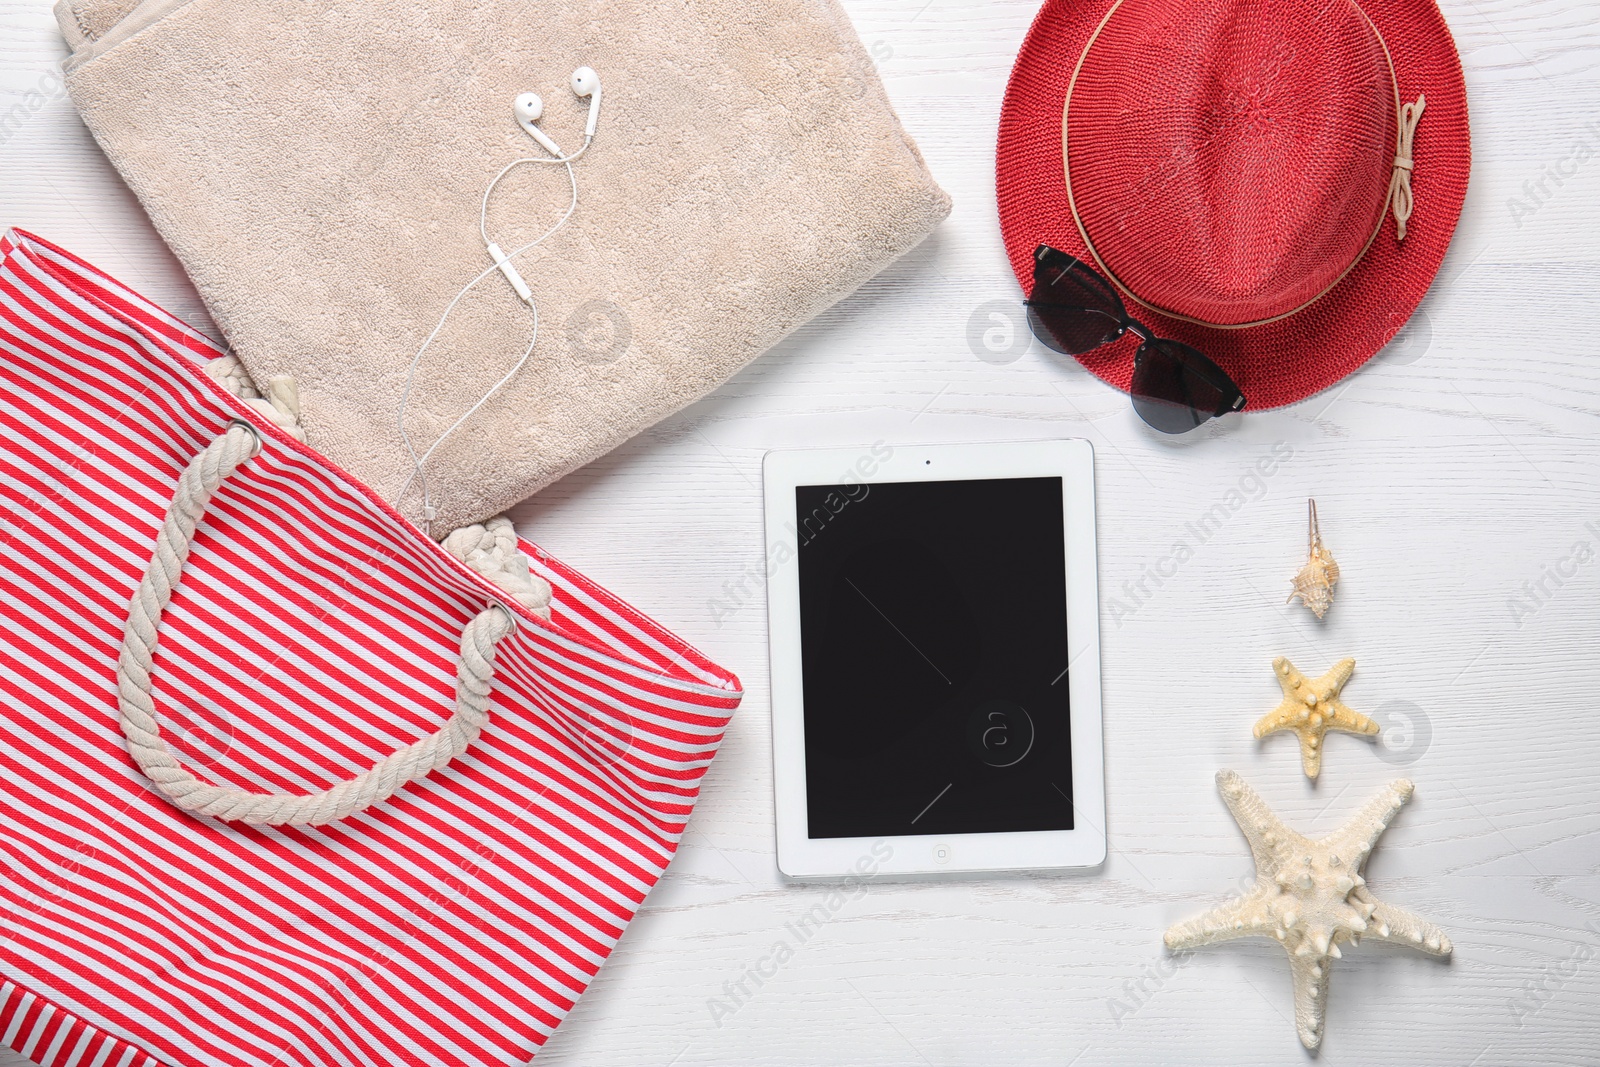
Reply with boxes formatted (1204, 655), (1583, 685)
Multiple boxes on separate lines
(0, 229), (742, 1067)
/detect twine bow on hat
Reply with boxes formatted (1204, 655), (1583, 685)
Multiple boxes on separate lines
(1387, 94), (1425, 242)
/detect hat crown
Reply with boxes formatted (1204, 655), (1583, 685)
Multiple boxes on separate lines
(1066, 0), (1394, 325)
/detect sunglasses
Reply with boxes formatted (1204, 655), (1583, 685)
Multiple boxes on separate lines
(1024, 245), (1247, 433)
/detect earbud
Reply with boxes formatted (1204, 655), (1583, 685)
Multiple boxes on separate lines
(512, 91), (564, 156)
(570, 67), (602, 140)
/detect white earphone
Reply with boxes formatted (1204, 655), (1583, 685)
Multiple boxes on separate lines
(571, 66), (602, 140)
(397, 65), (606, 531)
(490, 68), (605, 304)
(511, 92), (563, 156)
(511, 68), (603, 159)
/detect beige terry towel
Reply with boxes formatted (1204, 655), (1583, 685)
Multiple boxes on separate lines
(57, 0), (950, 531)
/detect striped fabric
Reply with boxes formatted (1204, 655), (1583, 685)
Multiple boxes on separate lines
(0, 229), (741, 1067)
(0, 980), (158, 1067)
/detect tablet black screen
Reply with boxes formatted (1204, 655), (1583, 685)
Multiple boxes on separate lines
(796, 476), (1074, 839)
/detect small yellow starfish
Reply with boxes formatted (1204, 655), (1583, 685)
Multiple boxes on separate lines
(1253, 657), (1378, 778)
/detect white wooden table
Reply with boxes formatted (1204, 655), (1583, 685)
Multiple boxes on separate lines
(3, 0), (1598, 1063)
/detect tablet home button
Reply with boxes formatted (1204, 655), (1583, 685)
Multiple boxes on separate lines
(932, 843), (952, 865)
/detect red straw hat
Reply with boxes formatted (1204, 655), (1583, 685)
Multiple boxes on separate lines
(997, 0), (1469, 408)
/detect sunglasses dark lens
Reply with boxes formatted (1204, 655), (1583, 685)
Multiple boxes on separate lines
(1025, 303), (1124, 355)
(1025, 249), (1127, 355)
(1129, 339), (1246, 434)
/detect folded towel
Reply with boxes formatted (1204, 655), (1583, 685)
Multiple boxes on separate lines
(56, 0), (950, 531)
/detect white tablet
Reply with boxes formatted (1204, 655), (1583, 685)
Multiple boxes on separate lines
(763, 439), (1105, 878)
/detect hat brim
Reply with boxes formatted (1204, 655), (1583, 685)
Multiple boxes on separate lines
(996, 0), (1470, 409)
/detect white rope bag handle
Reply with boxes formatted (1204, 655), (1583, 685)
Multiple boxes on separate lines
(116, 418), (517, 827)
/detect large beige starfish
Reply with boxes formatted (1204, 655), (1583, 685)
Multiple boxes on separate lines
(1165, 771), (1452, 1050)
(1253, 656), (1377, 778)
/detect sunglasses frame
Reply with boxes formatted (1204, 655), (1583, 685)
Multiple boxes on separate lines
(1023, 245), (1247, 432)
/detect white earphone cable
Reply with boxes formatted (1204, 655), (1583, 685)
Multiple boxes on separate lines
(478, 142), (590, 246)
(397, 137), (591, 532)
